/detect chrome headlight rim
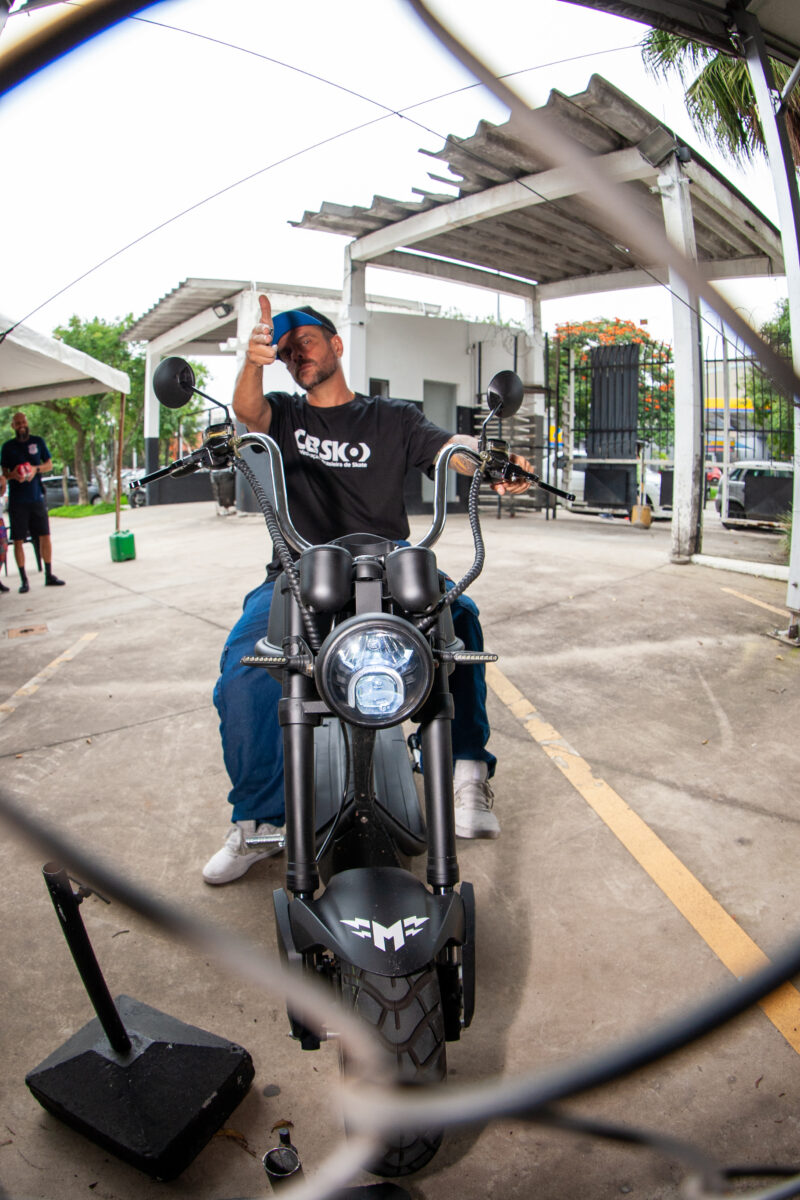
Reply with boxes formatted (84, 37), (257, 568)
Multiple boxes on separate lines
(315, 613), (434, 728)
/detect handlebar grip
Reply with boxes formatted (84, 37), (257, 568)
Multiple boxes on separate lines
(131, 449), (208, 488)
(129, 464), (174, 487)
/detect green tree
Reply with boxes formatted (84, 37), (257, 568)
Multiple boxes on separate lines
(641, 29), (800, 167)
(45, 314), (146, 503)
(551, 317), (674, 454)
(755, 298), (794, 458)
(760, 297), (792, 356)
(16, 315), (210, 504)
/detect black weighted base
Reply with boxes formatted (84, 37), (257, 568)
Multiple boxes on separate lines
(26, 994), (254, 1180)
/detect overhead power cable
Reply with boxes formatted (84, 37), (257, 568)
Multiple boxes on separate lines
(0, 9), (643, 340)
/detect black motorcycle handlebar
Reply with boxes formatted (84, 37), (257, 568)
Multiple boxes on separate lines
(131, 431), (575, 537)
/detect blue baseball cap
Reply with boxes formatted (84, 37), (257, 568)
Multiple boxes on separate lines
(272, 305), (338, 347)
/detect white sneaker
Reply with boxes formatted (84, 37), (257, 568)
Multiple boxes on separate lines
(454, 761), (499, 839)
(202, 820), (284, 885)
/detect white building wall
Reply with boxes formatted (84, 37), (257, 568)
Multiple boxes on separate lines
(361, 313), (529, 409)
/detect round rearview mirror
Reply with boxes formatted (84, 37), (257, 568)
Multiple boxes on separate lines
(153, 357), (196, 410)
(486, 370), (524, 420)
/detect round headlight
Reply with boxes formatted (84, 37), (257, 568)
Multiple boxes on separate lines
(316, 614), (434, 728)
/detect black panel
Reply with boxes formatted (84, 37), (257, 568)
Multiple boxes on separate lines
(744, 474), (793, 519)
(584, 465), (637, 508)
(588, 343), (640, 460)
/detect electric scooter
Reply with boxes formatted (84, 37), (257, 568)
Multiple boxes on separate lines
(135, 360), (573, 1177)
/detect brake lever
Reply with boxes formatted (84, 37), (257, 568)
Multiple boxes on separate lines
(130, 426), (237, 490)
(483, 446), (575, 503)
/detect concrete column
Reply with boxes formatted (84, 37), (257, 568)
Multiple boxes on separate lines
(658, 154), (703, 562)
(341, 244), (368, 393)
(522, 288), (546, 422)
(143, 343), (159, 476)
(737, 5), (800, 633)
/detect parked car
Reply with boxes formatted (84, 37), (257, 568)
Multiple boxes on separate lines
(714, 460), (793, 525)
(121, 469), (147, 507)
(41, 476), (101, 509)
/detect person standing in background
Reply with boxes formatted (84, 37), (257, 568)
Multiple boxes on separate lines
(1, 412), (65, 592)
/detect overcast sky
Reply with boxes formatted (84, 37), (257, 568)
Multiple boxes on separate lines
(0, 0), (788, 393)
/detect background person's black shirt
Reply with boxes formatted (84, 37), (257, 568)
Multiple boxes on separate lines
(0, 435), (49, 504)
(263, 392), (451, 578)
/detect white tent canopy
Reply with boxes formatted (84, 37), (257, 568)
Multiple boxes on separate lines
(0, 315), (130, 408)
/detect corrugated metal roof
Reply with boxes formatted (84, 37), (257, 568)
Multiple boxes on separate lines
(126, 278), (443, 345)
(566, 0), (800, 67)
(125, 279), (344, 344)
(289, 75), (783, 293)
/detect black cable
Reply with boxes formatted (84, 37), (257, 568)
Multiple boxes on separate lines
(0, 0), (153, 98)
(233, 456), (321, 653)
(1, 6), (726, 356)
(403, 0), (800, 402)
(535, 1104), (721, 1184)
(419, 467), (485, 632)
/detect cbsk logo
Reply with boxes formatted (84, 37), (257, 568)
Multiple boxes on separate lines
(295, 429), (371, 467)
(340, 915), (429, 952)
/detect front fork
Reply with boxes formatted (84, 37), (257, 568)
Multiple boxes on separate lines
(277, 598), (472, 1041)
(419, 662), (460, 891)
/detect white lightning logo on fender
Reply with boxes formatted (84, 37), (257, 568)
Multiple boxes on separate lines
(340, 917), (372, 939)
(341, 915), (429, 952)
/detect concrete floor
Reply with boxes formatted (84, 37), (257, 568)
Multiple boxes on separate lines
(1, 500), (798, 1200)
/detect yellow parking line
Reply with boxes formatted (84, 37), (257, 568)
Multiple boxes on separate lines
(0, 632), (98, 724)
(486, 661), (800, 1054)
(721, 586), (791, 619)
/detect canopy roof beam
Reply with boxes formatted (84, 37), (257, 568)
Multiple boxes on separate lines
(367, 250), (537, 297)
(349, 147), (660, 265)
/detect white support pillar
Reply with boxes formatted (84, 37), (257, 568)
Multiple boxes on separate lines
(737, 6), (800, 637)
(522, 288), (545, 416)
(341, 244), (368, 393)
(143, 342), (160, 476)
(658, 154), (703, 562)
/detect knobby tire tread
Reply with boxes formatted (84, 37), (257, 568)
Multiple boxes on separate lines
(339, 961), (447, 1177)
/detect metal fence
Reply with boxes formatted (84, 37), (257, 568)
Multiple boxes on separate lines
(703, 334), (794, 465)
(527, 334), (794, 519)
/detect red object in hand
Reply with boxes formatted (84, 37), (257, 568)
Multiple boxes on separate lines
(18, 463), (34, 480)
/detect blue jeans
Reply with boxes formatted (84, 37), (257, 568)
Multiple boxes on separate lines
(213, 577), (496, 824)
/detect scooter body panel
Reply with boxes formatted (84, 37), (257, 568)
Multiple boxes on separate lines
(279, 868), (466, 978)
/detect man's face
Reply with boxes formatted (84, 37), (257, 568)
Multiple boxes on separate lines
(276, 325), (341, 391)
(11, 413), (29, 440)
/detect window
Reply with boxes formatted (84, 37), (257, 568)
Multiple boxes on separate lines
(369, 378), (390, 398)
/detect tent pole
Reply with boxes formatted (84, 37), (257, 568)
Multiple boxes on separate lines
(115, 391), (125, 534)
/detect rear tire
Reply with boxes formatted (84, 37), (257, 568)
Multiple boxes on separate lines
(722, 500), (745, 529)
(339, 962), (446, 1177)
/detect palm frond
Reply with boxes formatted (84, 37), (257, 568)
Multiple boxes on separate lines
(640, 29), (800, 168)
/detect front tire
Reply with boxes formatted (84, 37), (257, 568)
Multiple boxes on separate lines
(339, 962), (446, 1176)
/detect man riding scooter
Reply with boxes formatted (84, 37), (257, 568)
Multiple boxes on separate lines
(204, 295), (534, 885)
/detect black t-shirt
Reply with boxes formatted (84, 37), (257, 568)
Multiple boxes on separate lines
(264, 392), (450, 574)
(1, 435), (49, 504)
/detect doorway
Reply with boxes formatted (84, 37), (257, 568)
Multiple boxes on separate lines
(422, 380), (457, 504)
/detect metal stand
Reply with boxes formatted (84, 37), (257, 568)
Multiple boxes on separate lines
(25, 863), (254, 1180)
(769, 617), (800, 648)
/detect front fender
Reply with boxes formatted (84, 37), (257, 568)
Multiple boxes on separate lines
(283, 868), (466, 978)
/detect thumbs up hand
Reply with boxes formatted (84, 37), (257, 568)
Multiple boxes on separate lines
(246, 294), (278, 368)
